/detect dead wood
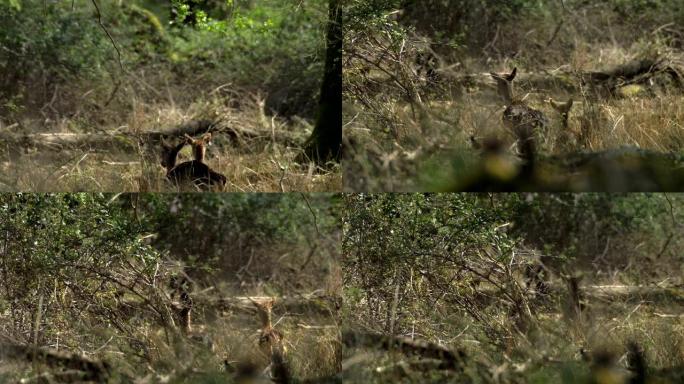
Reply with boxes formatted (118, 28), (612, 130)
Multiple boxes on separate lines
(530, 283), (684, 306)
(579, 285), (684, 304)
(453, 283), (684, 309)
(445, 56), (684, 95)
(213, 294), (341, 317)
(144, 120), (303, 147)
(0, 120), (303, 154)
(0, 342), (111, 382)
(342, 330), (466, 371)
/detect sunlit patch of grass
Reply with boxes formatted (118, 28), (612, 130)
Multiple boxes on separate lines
(344, 84), (684, 191)
(343, 295), (684, 383)
(0, 94), (341, 192)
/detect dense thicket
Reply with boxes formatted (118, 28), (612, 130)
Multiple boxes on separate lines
(0, 193), (341, 381)
(343, 194), (684, 382)
(0, 0), (327, 121)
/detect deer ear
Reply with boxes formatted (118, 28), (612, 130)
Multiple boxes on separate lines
(507, 67), (517, 81)
(548, 98), (559, 109)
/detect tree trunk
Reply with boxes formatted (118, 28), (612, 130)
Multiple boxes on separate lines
(301, 0), (342, 164)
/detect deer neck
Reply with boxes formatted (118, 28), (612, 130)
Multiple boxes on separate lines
(164, 141), (187, 170)
(261, 310), (273, 329)
(497, 81), (514, 105)
(193, 144), (206, 162)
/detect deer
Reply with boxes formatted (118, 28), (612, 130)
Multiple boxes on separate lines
(169, 274), (214, 351)
(250, 298), (290, 384)
(490, 67), (548, 169)
(548, 97), (576, 151)
(160, 132), (227, 190)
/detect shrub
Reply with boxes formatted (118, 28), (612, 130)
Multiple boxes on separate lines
(0, 1), (111, 114)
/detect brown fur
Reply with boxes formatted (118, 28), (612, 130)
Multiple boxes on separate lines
(169, 275), (194, 335)
(184, 132), (212, 162)
(160, 134), (227, 190)
(170, 274), (214, 351)
(490, 68), (548, 140)
(491, 68), (548, 173)
(160, 139), (189, 171)
(549, 98), (574, 129)
(251, 298), (289, 384)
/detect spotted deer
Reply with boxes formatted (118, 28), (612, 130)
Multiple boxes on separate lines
(251, 298), (290, 384)
(169, 274), (214, 351)
(490, 68), (548, 167)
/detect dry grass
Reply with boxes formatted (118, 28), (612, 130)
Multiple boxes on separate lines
(0, 291), (341, 383)
(343, 278), (684, 383)
(387, 91), (684, 152)
(343, 22), (684, 191)
(163, 300), (341, 381)
(0, 93), (341, 192)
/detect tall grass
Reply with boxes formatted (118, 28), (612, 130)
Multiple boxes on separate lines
(343, 1), (684, 191)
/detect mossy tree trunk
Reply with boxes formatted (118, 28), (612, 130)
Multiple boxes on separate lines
(302, 0), (342, 164)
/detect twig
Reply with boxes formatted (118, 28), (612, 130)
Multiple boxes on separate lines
(545, 19), (564, 48)
(279, 163), (287, 193)
(300, 193), (320, 236)
(34, 293), (44, 346)
(90, 0), (124, 106)
(299, 244), (317, 270)
(655, 194), (677, 259)
(90, 0), (124, 72)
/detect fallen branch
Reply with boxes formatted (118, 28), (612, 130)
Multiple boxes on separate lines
(0, 120), (304, 153)
(0, 342), (111, 382)
(580, 285), (684, 304)
(138, 119), (304, 147)
(342, 329), (466, 371)
(213, 294), (341, 317)
(443, 56), (684, 96)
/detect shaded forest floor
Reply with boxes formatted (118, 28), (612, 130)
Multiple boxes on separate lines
(1, 291), (341, 383)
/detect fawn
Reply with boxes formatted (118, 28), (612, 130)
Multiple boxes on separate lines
(490, 68), (548, 162)
(169, 274), (214, 351)
(251, 298), (290, 384)
(160, 132), (227, 190)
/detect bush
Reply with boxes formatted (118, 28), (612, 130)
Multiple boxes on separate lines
(504, 194), (681, 270)
(168, 0), (326, 118)
(0, 1), (111, 114)
(0, 0), (327, 120)
(134, 193), (340, 289)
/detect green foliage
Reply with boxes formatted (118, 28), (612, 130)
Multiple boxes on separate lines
(0, 193), (341, 380)
(345, 0), (545, 53)
(2, 0), (21, 10)
(119, 193), (340, 289)
(344, 0), (403, 30)
(168, 0), (326, 116)
(0, 0), (327, 120)
(344, 193), (684, 350)
(0, 1), (111, 112)
(346, 0), (684, 57)
(502, 194), (682, 268)
(0, 194), (159, 349)
(343, 193), (521, 340)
